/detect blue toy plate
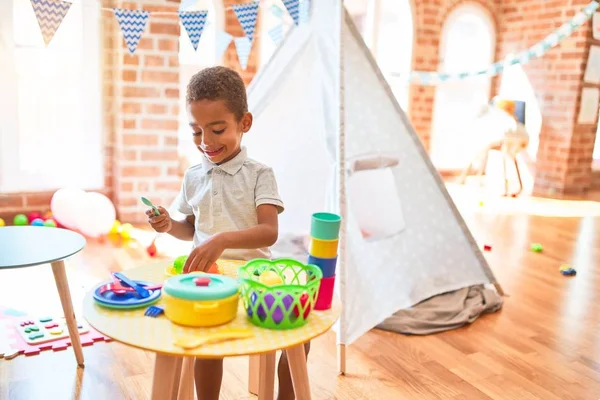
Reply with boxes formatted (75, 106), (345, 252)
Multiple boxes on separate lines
(93, 280), (162, 309)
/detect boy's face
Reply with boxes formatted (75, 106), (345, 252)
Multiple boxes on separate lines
(188, 99), (252, 165)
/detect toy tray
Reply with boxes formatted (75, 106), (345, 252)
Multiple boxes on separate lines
(93, 280), (161, 309)
(15, 316), (89, 345)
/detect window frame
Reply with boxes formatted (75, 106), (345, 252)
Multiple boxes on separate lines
(0, 0), (104, 193)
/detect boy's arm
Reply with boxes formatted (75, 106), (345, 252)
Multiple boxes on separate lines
(168, 214), (196, 241)
(182, 205), (278, 273)
(217, 204), (279, 249)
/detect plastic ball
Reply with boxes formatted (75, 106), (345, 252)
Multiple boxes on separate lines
(43, 211), (53, 221)
(530, 243), (543, 253)
(14, 214), (28, 226)
(0, 218), (5, 227)
(120, 223), (133, 239)
(43, 219), (57, 228)
(259, 270), (283, 286)
(28, 212), (42, 223)
(31, 218), (45, 226)
(109, 220), (121, 235)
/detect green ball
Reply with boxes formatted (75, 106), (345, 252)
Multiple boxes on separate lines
(43, 219), (57, 228)
(173, 255), (188, 274)
(531, 243), (543, 252)
(13, 214), (28, 226)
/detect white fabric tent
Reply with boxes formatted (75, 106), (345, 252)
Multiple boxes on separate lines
(244, 0), (502, 372)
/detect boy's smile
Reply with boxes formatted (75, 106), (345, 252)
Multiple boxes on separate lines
(188, 99), (252, 165)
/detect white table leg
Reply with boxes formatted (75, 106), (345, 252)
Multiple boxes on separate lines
(287, 343), (311, 400)
(152, 353), (183, 400)
(51, 260), (84, 366)
(177, 356), (196, 400)
(258, 352), (276, 400)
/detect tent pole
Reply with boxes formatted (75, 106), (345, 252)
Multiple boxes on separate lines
(337, 344), (347, 375)
(494, 282), (505, 296)
(337, 0), (349, 377)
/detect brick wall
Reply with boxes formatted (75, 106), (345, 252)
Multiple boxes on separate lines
(109, 0), (182, 223)
(497, 0), (598, 195)
(409, 0), (598, 195)
(408, 0), (501, 149)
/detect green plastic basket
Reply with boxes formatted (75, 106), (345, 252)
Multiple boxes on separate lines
(238, 258), (323, 330)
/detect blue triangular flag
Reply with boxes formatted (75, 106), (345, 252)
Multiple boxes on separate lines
(282, 0), (300, 25)
(270, 4), (284, 18)
(215, 31), (232, 61)
(30, 0), (72, 46)
(232, 1), (259, 42)
(234, 36), (252, 70)
(113, 8), (149, 55)
(268, 23), (284, 46)
(179, 10), (208, 51)
(299, 0), (310, 23)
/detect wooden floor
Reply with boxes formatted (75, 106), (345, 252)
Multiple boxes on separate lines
(1, 186), (600, 399)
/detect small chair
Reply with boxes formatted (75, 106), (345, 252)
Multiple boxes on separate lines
(459, 101), (529, 196)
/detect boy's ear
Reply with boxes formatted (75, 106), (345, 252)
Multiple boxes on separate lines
(240, 112), (253, 133)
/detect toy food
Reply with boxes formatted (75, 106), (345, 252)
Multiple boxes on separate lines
(162, 273), (240, 327)
(258, 270), (283, 286)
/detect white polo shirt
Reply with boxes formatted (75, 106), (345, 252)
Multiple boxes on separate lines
(174, 147), (284, 261)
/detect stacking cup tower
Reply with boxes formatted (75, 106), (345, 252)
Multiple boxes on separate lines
(307, 212), (341, 310)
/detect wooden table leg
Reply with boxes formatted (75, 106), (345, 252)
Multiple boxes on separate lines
(177, 356), (195, 400)
(287, 343), (311, 400)
(51, 260), (84, 367)
(258, 352), (276, 400)
(248, 354), (260, 395)
(151, 353), (183, 400)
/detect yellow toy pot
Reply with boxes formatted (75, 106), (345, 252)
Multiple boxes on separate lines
(162, 273), (240, 327)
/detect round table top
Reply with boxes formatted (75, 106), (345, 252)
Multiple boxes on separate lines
(0, 226), (86, 269)
(83, 260), (341, 358)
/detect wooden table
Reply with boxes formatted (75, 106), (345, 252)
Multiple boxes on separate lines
(0, 226), (86, 366)
(82, 260), (341, 400)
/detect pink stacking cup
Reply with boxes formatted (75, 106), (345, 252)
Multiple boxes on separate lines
(314, 275), (335, 310)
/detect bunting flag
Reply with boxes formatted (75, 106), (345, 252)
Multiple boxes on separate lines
(178, 10), (208, 51)
(232, 1), (259, 42)
(282, 0), (300, 25)
(215, 31), (233, 61)
(270, 4), (284, 19)
(268, 23), (285, 46)
(409, 0), (599, 85)
(113, 8), (150, 55)
(299, 0), (311, 24)
(234, 36), (252, 70)
(30, 0), (72, 46)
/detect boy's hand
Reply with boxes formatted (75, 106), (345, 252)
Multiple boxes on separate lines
(146, 206), (172, 233)
(183, 234), (225, 274)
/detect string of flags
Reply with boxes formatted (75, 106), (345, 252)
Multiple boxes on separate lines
(409, 0), (599, 85)
(27, 0), (309, 67)
(23, 0), (599, 79)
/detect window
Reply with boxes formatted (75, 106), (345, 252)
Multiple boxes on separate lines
(0, 0), (103, 192)
(348, 0), (413, 110)
(178, 0), (224, 167)
(430, 4), (496, 170)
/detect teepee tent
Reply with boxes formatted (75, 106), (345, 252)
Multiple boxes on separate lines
(243, 0), (502, 372)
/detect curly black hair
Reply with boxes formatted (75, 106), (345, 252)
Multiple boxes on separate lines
(186, 66), (248, 121)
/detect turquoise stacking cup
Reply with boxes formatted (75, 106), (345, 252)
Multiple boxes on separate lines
(310, 212), (341, 240)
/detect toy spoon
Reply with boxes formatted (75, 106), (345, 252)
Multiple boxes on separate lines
(141, 197), (160, 216)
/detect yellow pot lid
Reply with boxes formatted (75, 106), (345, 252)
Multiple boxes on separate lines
(164, 273), (239, 301)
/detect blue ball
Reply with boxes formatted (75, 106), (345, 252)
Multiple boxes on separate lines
(31, 218), (45, 226)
